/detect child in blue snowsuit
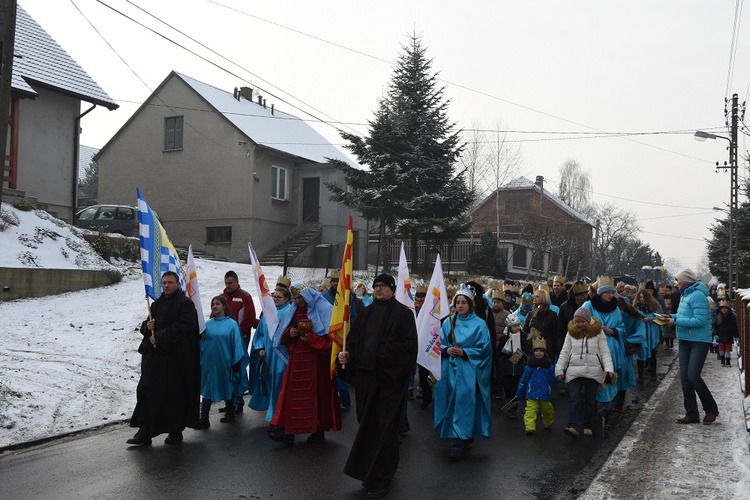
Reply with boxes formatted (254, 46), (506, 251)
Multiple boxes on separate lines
(516, 337), (556, 435)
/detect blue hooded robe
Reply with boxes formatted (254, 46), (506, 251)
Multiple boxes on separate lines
(433, 311), (493, 440)
(248, 302), (291, 420)
(200, 316), (245, 401)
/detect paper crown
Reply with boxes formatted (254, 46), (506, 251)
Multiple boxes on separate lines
(276, 276), (291, 288)
(455, 283), (476, 301)
(290, 282), (307, 296)
(415, 283), (428, 294)
(503, 281), (520, 293)
(520, 292), (534, 307)
(553, 275), (565, 285)
(596, 276), (614, 288)
(489, 280), (501, 289)
(537, 283), (550, 292)
(532, 337), (547, 351)
(546, 278), (554, 286)
(320, 278), (331, 289)
(718, 300), (731, 308)
(490, 289), (505, 300)
(572, 281), (589, 295)
(329, 269), (340, 279)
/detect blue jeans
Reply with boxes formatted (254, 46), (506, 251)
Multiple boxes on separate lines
(678, 340), (718, 419)
(567, 377), (600, 433)
(335, 375), (351, 408)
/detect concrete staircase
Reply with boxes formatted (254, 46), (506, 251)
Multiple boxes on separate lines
(261, 222), (321, 266)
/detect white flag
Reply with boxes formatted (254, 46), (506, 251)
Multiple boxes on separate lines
(248, 242), (279, 338)
(185, 245), (206, 334)
(395, 242), (415, 318)
(416, 254), (450, 380)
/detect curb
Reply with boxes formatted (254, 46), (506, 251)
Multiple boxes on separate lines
(0, 418), (129, 454)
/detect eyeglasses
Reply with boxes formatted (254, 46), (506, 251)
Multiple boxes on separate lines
(373, 283), (389, 289)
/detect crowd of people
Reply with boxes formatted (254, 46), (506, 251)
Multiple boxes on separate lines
(125, 267), (727, 499)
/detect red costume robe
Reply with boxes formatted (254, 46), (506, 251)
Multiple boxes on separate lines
(271, 304), (341, 434)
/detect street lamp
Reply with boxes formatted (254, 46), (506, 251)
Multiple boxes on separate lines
(696, 115), (739, 290)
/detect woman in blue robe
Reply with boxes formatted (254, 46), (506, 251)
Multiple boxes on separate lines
(248, 288), (292, 424)
(582, 281), (627, 429)
(197, 296), (245, 428)
(634, 290), (662, 383)
(434, 284), (493, 460)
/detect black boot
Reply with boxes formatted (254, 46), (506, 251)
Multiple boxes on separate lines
(220, 403), (235, 423)
(726, 357), (731, 367)
(603, 410), (611, 430)
(126, 428), (152, 446)
(721, 355), (726, 366)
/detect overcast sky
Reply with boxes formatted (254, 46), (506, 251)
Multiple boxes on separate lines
(20, 0), (750, 272)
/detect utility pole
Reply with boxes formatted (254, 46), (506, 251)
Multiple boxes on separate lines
(729, 94), (740, 290)
(0, 0), (18, 208)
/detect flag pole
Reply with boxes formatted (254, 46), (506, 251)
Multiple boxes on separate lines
(146, 296), (156, 348)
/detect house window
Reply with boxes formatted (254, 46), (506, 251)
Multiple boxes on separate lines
(164, 116), (184, 151)
(505, 196), (530, 214)
(271, 165), (288, 200)
(206, 226), (232, 244)
(513, 244), (528, 268)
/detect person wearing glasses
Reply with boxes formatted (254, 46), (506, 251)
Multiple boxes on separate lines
(337, 274), (418, 499)
(248, 287), (293, 428)
(434, 284), (493, 461)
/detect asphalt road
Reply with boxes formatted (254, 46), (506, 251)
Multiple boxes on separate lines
(0, 350), (677, 500)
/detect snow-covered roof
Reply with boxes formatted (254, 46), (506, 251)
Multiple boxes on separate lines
(177, 73), (356, 167)
(11, 6), (118, 109)
(496, 176), (595, 227)
(78, 145), (99, 179)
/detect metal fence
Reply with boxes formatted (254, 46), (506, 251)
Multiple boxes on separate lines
(734, 294), (749, 397)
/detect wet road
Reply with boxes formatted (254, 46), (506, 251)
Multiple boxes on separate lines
(0, 350), (677, 500)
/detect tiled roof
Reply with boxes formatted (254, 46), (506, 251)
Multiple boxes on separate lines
(489, 176), (595, 227)
(177, 73), (356, 166)
(12, 5), (117, 109)
(78, 145), (99, 179)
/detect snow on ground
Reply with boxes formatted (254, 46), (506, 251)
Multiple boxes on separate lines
(0, 204), (286, 447)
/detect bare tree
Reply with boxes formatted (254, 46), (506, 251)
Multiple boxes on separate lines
(592, 202), (641, 276)
(558, 159), (594, 218)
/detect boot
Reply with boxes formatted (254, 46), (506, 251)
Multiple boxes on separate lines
(603, 410), (611, 430)
(220, 402), (235, 423)
(717, 352), (722, 361)
(636, 362), (644, 384)
(196, 400), (210, 429)
(721, 355), (726, 366)
(726, 357), (731, 367)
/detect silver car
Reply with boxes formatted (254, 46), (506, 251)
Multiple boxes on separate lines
(74, 205), (139, 237)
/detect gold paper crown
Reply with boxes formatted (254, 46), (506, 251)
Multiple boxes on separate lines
(320, 278), (331, 288)
(415, 283), (428, 294)
(329, 269), (340, 279)
(532, 337), (547, 351)
(277, 276), (291, 288)
(489, 280), (501, 289)
(596, 276), (614, 288)
(490, 289), (504, 300)
(546, 278), (554, 286)
(718, 300), (731, 308)
(290, 282), (307, 296)
(520, 293), (533, 306)
(553, 275), (565, 285)
(572, 281), (589, 294)
(537, 283), (550, 292)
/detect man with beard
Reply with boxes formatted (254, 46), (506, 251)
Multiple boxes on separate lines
(550, 275), (568, 307)
(337, 274), (418, 499)
(127, 271), (200, 446)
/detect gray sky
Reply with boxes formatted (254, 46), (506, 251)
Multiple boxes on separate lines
(21, 0), (750, 271)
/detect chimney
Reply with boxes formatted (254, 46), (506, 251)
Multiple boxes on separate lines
(535, 175), (544, 211)
(262, 98), (267, 108)
(233, 87), (238, 100)
(535, 175), (544, 188)
(239, 86), (253, 101)
(271, 104), (274, 115)
(257, 95), (262, 105)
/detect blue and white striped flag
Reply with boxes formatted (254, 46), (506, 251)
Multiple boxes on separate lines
(137, 189), (183, 299)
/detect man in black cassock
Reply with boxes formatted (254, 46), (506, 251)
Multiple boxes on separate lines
(337, 274), (418, 499)
(127, 271), (200, 446)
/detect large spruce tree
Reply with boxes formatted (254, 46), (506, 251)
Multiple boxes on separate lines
(327, 34), (472, 272)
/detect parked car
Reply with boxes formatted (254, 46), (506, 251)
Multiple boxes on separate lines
(74, 205), (140, 237)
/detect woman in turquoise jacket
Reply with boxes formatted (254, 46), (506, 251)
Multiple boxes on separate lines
(667, 268), (719, 425)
